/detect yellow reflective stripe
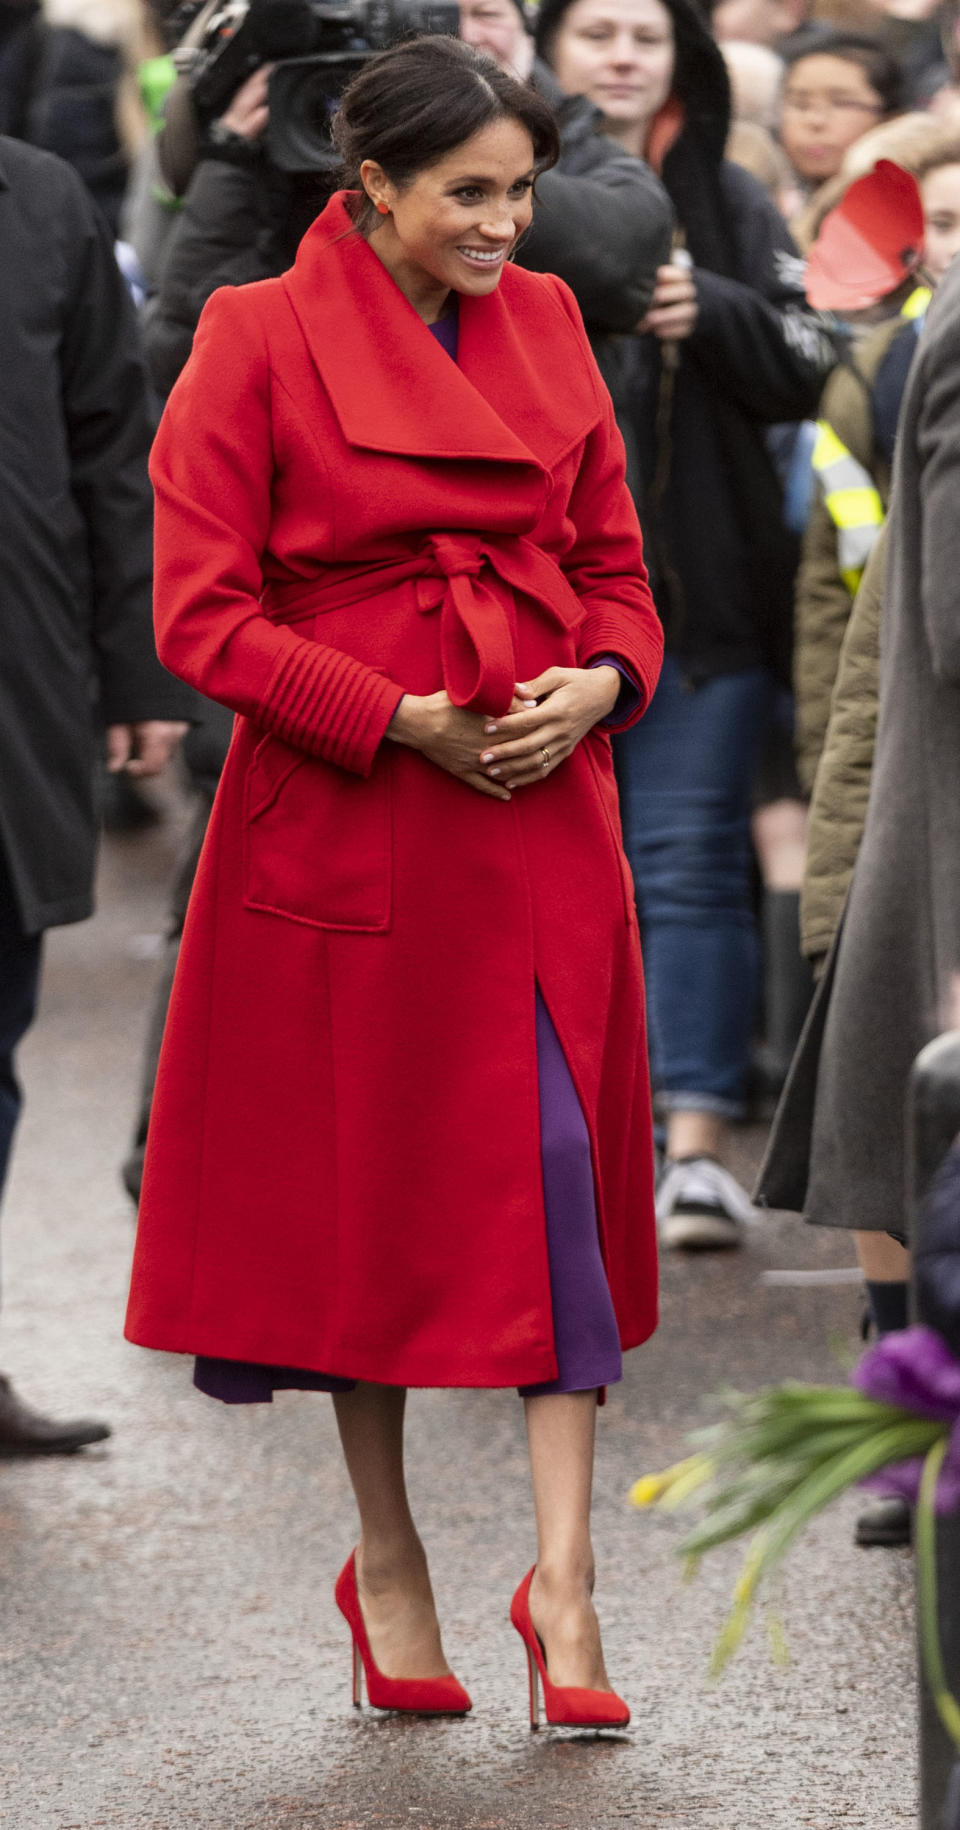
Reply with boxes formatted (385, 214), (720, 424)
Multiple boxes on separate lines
(901, 287), (931, 321)
(822, 485), (885, 528)
(812, 420), (850, 471)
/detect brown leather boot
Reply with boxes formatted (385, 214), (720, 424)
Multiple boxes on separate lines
(0, 1375), (111, 1457)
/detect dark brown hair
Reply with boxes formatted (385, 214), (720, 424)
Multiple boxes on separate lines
(331, 36), (560, 233)
(782, 30), (904, 118)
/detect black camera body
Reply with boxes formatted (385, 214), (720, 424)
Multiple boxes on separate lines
(175, 0), (459, 171)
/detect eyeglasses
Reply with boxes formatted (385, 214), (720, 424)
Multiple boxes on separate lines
(782, 91), (883, 117)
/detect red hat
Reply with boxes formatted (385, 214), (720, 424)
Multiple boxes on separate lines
(805, 159), (924, 312)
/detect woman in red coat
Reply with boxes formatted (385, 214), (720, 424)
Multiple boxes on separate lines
(126, 35), (663, 1727)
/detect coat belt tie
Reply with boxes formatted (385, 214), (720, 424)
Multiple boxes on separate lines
(415, 534), (535, 716)
(262, 532), (585, 719)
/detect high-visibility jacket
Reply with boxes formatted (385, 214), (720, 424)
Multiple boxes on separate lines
(811, 287), (930, 595)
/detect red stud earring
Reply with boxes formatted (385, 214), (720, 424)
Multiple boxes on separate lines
(376, 202), (389, 215)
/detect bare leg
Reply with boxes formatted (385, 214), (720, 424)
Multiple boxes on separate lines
(667, 1110), (726, 1162)
(523, 1390), (612, 1691)
(751, 799), (808, 892)
(854, 1231), (910, 1282)
(332, 1383), (450, 1680)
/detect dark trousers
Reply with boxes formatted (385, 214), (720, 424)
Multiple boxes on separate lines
(0, 844), (42, 1208)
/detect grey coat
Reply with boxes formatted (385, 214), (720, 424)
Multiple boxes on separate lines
(0, 137), (193, 935)
(757, 255), (960, 1237)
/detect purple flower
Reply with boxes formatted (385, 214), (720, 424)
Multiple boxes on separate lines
(853, 1325), (960, 1420)
(853, 1326), (960, 1513)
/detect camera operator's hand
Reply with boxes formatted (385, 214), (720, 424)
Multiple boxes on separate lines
(218, 64), (273, 141)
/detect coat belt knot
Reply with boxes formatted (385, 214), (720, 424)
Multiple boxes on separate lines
(262, 533), (586, 720)
(414, 532), (583, 718)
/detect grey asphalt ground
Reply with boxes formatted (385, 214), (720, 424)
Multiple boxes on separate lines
(1, 788), (915, 1830)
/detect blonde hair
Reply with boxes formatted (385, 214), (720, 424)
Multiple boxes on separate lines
(721, 40), (785, 132)
(726, 118), (793, 204)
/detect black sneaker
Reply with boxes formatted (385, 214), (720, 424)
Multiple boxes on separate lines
(854, 1495), (912, 1547)
(655, 1156), (756, 1250)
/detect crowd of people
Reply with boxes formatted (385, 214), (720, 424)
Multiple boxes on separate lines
(2, 0), (960, 1724)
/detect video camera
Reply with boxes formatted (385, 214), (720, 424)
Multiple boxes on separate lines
(169, 0), (459, 172)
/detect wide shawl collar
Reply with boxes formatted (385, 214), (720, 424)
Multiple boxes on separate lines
(275, 194), (606, 716)
(281, 192), (601, 477)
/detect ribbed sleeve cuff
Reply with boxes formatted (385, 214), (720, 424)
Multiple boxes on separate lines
(267, 643), (404, 776)
(579, 612), (663, 733)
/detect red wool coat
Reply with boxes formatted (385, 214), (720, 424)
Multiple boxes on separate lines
(125, 193), (664, 1387)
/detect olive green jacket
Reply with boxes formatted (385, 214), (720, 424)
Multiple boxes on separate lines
(800, 527), (885, 965)
(793, 317), (900, 796)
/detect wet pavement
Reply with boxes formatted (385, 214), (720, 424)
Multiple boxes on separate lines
(1, 792), (915, 1829)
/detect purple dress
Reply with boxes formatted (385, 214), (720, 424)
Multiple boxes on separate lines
(193, 303), (637, 1406)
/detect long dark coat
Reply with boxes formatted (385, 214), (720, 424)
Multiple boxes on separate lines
(757, 255), (960, 1238)
(0, 135), (191, 934)
(125, 194), (664, 1386)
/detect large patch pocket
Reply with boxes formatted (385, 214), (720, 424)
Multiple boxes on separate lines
(243, 734), (391, 932)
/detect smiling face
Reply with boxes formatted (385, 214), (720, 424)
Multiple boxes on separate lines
(546, 0), (675, 154)
(360, 117), (536, 322)
(780, 53), (885, 184)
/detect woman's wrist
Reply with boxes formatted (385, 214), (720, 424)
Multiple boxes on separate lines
(585, 664), (621, 722)
(386, 693), (429, 749)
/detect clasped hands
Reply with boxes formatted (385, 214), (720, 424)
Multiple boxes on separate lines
(387, 665), (620, 802)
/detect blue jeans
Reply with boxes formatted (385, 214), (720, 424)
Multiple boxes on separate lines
(614, 657), (771, 1119)
(0, 844), (42, 1210)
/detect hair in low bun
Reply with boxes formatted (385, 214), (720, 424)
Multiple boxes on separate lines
(331, 35), (560, 233)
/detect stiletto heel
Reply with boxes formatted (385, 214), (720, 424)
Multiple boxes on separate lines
(335, 1551), (472, 1716)
(525, 1643), (541, 1730)
(509, 1567), (630, 1731)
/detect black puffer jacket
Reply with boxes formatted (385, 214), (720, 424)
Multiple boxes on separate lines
(143, 73), (672, 396)
(538, 0), (836, 681)
(522, 60), (671, 332)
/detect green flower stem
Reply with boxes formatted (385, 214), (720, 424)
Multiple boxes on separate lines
(916, 1438), (960, 1754)
(683, 1423), (925, 1556)
(692, 1399), (916, 1471)
(705, 1420), (945, 1675)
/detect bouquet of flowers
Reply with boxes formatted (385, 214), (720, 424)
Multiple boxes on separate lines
(631, 1325), (960, 1752)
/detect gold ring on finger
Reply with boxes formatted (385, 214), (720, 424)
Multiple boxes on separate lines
(541, 747), (551, 770)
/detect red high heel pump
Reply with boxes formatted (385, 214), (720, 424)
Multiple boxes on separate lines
(509, 1568), (630, 1730)
(334, 1552), (472, 1715)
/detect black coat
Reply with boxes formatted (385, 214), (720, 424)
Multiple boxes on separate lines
(0, 135), (193, 934)
(637, 160), (835, 680)
(582, 0), (836, 680)
(0, 4), (128, 235)
(142, 83), (672, 396)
